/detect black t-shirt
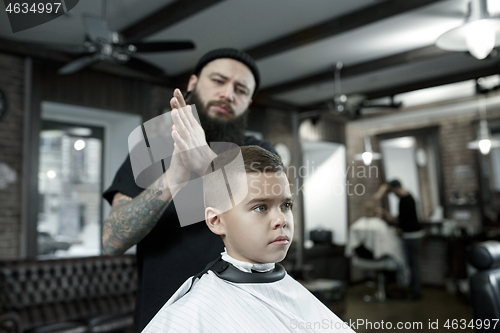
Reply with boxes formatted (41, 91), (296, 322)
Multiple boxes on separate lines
(398, 194), (422, 233)
(103, 136), (277, 332)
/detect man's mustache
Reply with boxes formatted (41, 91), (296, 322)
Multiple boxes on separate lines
(206, 100), (235, 116)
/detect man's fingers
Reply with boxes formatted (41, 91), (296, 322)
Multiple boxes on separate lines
(177, 105), (204, 144)
(173, 107), (202, 149)
(170, 97), (177, 111)
(174, 89), (187, 108)
(177, 105), (193, 132)
(172, 129), (189, 152)
(170, 89), (199, 131)
(172, 109), (188, 136)
(186, 105), (202, 129)
(170, 88), (187, 110)
(172, 103), (205, 148)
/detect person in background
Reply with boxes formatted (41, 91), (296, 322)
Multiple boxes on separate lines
(373, 179), (424, 300)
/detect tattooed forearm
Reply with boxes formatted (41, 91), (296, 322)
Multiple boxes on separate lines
(102, 189), (170, 255)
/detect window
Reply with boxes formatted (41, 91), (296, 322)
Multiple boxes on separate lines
(37, 121), (104, 258)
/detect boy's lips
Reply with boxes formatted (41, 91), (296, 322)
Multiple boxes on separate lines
(270, 235), (290, 245)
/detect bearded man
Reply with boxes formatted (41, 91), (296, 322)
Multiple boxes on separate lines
(102, 48), (277, 332)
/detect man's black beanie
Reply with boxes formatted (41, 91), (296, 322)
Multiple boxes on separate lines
(193, 48), (260, 97)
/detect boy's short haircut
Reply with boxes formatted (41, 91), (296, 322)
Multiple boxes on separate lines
(203, 145), (284, 210)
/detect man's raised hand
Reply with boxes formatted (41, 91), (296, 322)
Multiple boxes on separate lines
(168, 89), (216, 179)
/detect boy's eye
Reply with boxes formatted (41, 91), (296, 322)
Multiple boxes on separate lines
(254, 205), (267, 212)
(282, 202), (293, 210)
(213, 79), (223, 84)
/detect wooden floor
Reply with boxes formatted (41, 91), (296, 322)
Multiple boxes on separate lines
(340, 284), (474, 333)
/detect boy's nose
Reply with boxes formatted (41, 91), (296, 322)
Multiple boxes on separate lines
(272, 213), (287, 229)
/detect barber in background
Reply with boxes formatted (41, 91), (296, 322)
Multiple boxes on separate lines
(101, 48), (277, 331)
(373, 179), (424, 300)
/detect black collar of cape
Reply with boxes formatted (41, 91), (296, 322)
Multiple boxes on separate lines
(192, 256), (286, 285)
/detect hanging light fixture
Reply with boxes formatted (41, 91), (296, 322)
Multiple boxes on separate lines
(436, 0), (500, 60)
(332, 61), (347, 113)
(354, 136), (382, 165)
(467, 95), (500, 154)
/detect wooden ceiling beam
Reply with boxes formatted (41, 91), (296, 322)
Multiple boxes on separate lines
(0, 37), (175, 87)
(303, 62), (500, 109)
(364, 63), (500, 100)
(252, 98), (302, 112)
(257, 45), (451, 99)
(0, 37), (72, 63)
(120, 0), (225, 41)
(246, 0), (442, 60)
(171, 0), (442, 88)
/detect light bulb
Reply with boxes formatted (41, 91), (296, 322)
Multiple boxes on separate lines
(362, 152), (373, 165)
(465, 20), (496, 59)
(478, 139), (492, 154)
(74, 139), (86, 150)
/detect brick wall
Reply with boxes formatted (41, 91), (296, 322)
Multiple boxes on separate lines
(0, 53), (24, 259)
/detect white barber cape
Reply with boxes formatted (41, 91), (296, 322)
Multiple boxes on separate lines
(142, 257), (354, 333)
(345, 216), (405, 267)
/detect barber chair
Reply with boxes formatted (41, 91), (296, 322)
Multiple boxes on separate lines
(468, 241), (500, 332)
(352, 248), (399, 302)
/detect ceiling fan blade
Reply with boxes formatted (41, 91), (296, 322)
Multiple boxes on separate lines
(124, 56), (165, 77)
(83, 14), (111, 44)
(132, 41), (195, 53)
(58, 55), (99, 74)
(37, 42), (91, 54)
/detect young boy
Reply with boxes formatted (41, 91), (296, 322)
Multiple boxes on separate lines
(142, 146), (354, 333)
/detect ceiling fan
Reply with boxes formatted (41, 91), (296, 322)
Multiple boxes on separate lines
(327, 61), (367, 118)
(52, 1), (195, 76)
(327, 61), (402, 119)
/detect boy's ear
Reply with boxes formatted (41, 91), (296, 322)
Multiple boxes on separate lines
(205, 207), (225, 236)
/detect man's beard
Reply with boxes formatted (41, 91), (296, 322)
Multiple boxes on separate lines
(187, 89), (248, 146)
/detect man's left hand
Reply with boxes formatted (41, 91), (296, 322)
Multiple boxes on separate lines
(170, 89), (216, 177)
